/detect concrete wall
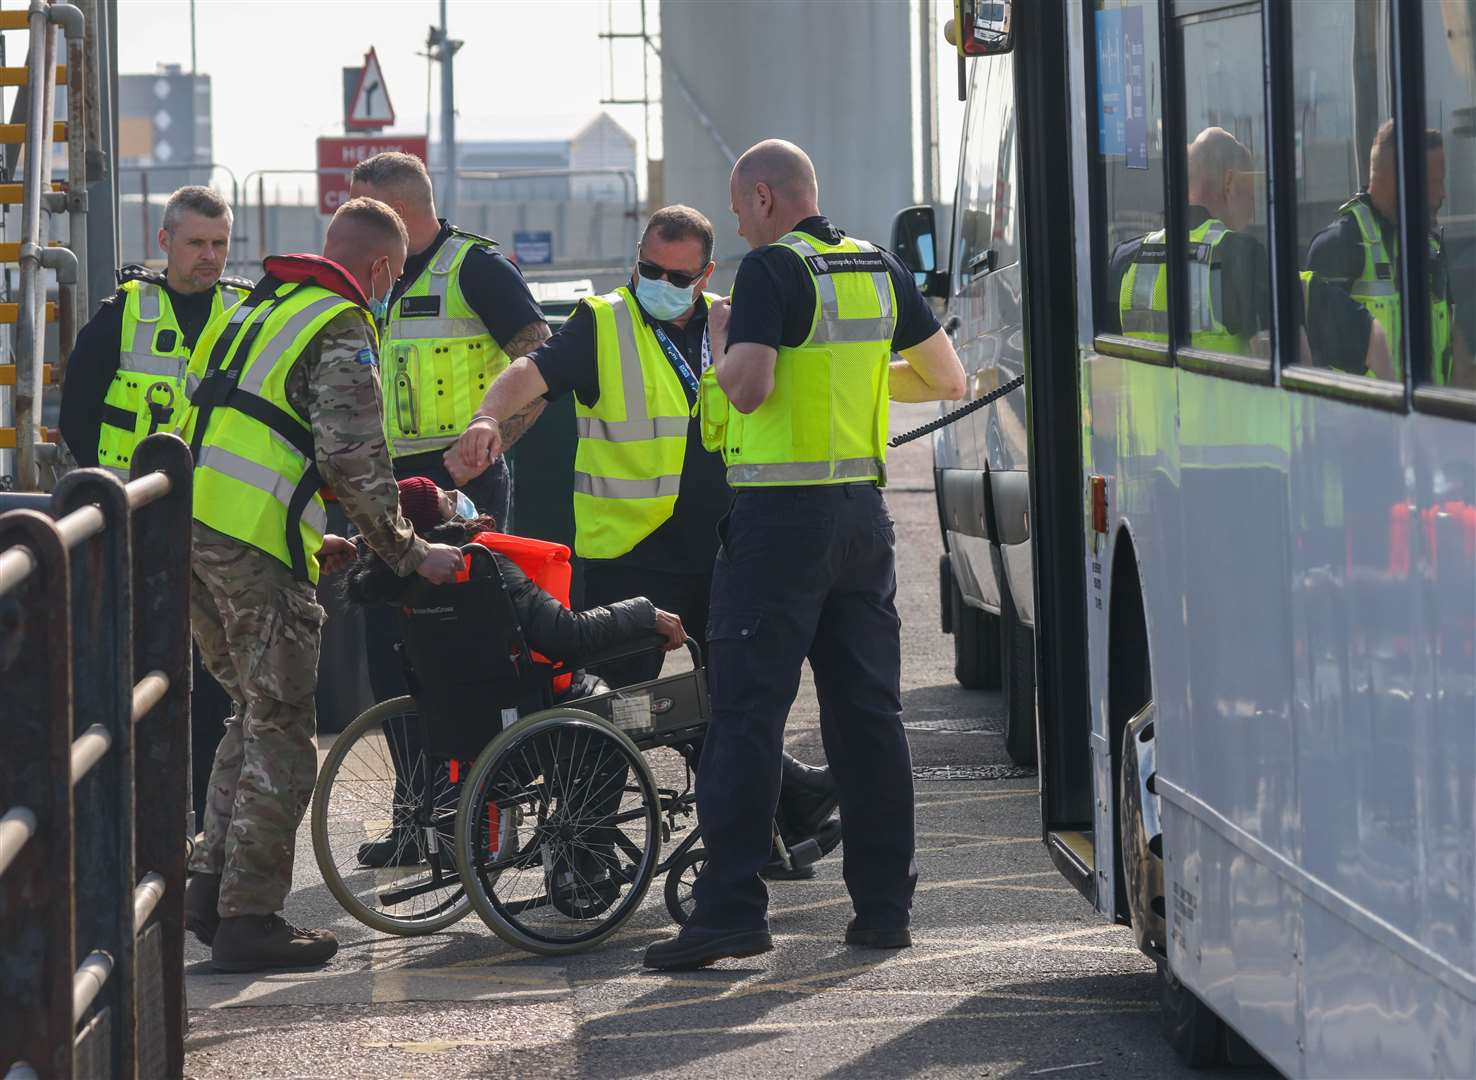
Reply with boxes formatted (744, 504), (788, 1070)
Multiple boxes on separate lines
(658, 0), (915, 263)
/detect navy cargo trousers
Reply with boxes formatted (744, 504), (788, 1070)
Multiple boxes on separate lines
(692, 482), (918, 931)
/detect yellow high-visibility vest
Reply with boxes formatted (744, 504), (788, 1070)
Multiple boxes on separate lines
(97, 276), (248, 477)
(701, 232), (895, 487)
(177, 281), (366, 584)
(1118, 218), (1248, 355)
(381, 230), (510, 458)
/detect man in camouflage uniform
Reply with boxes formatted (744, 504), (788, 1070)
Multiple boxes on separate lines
(181, 198), (462, 972)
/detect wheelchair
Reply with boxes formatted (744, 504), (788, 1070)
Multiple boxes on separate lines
(310, 545), (820, 956)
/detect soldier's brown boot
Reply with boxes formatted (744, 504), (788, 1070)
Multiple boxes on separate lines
(184, 872), (221, 946)
(210, 914), (338, 973)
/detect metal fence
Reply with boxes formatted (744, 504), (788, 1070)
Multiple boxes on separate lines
(0, 434), (192, 1080)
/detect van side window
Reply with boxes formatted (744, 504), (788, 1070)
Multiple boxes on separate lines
(1090, 2), (1167, 344)
(1418, 4), (1475, 389)
(1168, 5), (1272, 359)
(956, 56), (1007, 284)
(1290, 1), (1408, 383)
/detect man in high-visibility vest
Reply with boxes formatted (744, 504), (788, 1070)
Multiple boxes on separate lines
(643, 140), (967, 970)
(57, 184), (253, 835)
(346, 151), (551, 739)
(448, 205), (844, 877)
(1308, 120), (1473, 387)
(179, 197), (462, 973)
(1112, 127), (1269, 355)
(60, 185), (253, 477)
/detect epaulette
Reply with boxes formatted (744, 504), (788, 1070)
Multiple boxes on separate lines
(116, 263), (166, 287)
(217, 274), (257, 292)
(450, 226), (500, 249)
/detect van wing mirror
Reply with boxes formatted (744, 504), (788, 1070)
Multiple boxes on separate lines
(945, 0), (1014, 57)
(891, 205), (946, 297)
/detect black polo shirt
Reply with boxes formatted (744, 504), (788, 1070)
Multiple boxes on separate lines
(59, 279), (222, 468)
(726, 215), (940, 351)
(531, 289), (731, 576)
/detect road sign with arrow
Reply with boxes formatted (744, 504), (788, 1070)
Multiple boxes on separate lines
(345, 47), (395, 131)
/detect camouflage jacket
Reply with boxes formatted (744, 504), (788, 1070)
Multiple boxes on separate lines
(284, 309), (429, 576)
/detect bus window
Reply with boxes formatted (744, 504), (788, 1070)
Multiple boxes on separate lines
(1168, 5), (1272, 359)
(1421, 0), (1476, 390)
(1295, 1), (1406, 382)
(1092, 1), (1166, 342)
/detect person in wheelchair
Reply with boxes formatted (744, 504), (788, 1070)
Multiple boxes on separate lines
(345, 477), (842, 878)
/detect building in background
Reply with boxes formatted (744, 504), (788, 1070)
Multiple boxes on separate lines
(657, 1), (914, 274)
(118, 64), (214, 197)
(430, 112), (637, 204)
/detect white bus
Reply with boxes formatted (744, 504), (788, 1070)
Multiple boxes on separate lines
(895, 1), (1475, 1073)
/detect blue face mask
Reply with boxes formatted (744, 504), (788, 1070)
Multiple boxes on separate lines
(453, 489), (477, 520)
(368, 259), (392, 323)
(635, 273), (696, 322)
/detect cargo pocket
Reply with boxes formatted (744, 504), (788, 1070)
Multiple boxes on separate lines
(707, 610), (762, 644)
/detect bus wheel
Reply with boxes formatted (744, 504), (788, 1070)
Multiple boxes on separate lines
(1119, 702), (1163, 956)
(1160, 960), (1226, 1068)
(947, 559), (1003, 691)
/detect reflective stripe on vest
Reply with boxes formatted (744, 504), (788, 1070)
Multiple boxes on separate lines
(381, 232), (511, 457)
(179, 281), (360, 583)
(705, 232), (894, 488)
(98, 280), (242, 475)
(1338, 198), (1452, 383)
(571, 287), (698, 559)
(1119, 219), (1246, 354)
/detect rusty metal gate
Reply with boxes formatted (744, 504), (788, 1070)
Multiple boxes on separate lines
(0, 434), (192, 1079)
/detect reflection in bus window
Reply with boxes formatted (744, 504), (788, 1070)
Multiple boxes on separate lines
(1422, 0), (1476, 389)
(1093, 1), (1165, 338)
(1293, 1), (1405, 381)
(1165, 8), (1272, 357)
(957, 57), (1007, 284)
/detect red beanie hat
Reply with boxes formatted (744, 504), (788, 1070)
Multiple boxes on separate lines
(397, 477), (443, 533)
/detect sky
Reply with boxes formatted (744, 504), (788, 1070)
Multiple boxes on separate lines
(118, 0), (966, 207)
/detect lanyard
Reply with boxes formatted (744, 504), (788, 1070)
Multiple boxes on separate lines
(650, 324), (700, 400)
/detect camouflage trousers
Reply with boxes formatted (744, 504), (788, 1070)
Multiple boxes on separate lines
(186, 524), (325, 917)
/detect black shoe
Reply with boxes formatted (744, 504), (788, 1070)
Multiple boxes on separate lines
(357, 827), (424, 868)
(211, 914), (339, 973)
(845, 918), (912, 950)
(184, 872), (221, 946)
(643, 925), (774, 971)
(762, 815), (843, 880)
(778, 754), (839, 838)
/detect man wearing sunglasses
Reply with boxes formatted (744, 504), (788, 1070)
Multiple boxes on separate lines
(448, 206), (841, 874)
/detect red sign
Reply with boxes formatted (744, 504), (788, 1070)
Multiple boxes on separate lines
(315, 134), (429, 215)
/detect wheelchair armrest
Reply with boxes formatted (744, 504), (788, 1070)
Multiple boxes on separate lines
(570, 634), (702, 673)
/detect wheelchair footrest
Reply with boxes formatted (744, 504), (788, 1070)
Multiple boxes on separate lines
(788, 837), (822, 869)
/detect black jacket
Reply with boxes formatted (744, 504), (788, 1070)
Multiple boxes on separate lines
(344, 518), (657, 664)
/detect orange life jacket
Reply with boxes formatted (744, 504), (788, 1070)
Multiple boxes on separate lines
(465, 531), (574, 693)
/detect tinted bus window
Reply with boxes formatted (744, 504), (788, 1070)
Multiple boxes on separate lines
(1295, 1), (1406, 381)
(957, 57), (1007, 285)
(1170, 5), (1272, 358)
(1422, 0), (1476, 389)
(1092, 1), (1166, 340)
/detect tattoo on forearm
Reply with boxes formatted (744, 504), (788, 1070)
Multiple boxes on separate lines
(498, 398), (548, 451)
(504, 319), (552, 358)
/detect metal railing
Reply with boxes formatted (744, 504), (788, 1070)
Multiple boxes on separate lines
(0, 434), (193, 1080)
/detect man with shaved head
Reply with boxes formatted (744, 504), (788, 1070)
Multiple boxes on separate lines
(178, 196), (462, 973)
(1112, 126), (1272, 354)
(644, 139), (966, 970)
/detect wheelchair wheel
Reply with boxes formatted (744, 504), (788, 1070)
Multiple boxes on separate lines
(455, 708), (661, 956)
(311, 696), (472, 936)
(663, 847), (705, 926)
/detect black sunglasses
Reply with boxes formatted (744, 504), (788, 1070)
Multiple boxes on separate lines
(637, 259), (704, 290)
